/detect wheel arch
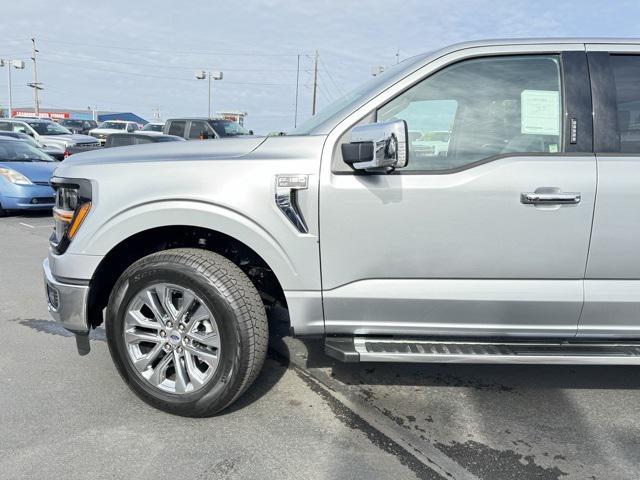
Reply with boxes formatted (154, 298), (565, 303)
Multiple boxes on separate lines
(87, 224), (291, 336)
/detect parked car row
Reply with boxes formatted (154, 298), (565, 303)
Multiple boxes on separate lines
(0, 115), (252, 216)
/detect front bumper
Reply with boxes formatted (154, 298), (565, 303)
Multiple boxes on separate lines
(1, 184), (55, 210)
(43, 257), (90, 333)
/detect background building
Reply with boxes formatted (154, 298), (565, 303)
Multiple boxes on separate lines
(2, 106), (147, 125)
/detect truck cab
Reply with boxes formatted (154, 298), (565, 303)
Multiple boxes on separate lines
(43, 38), (640, 416)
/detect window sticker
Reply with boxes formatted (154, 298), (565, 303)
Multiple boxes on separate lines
(548, 144), (558, 153)
(521, 90), (560, 135)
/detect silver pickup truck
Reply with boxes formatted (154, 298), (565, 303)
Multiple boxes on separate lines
(43, 38), (640, 416)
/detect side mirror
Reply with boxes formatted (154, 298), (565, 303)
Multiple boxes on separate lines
(341, 119), (408, 172)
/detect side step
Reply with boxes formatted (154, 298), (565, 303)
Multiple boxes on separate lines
(325, 337), (640, 365)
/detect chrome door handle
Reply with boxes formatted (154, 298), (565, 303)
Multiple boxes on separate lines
(520, 189), (581, 205)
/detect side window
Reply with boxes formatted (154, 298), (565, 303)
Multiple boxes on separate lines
(0, 122), (11, 131)
(188, 121), (211, 139)
(108, 135), (132, 147)
(167, 121), (186, 137)
(377, 55), (563, 171)
(135, 136), (153, 145)
(610, 55), (640, 153)
(12, 123), (29, 134)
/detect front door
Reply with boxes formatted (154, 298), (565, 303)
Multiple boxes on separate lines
(320, 50), (596, 338)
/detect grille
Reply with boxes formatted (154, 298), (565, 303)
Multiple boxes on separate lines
(33, 181), (51, 186)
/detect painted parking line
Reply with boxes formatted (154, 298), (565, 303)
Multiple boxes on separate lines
(19, 222), (52, 229)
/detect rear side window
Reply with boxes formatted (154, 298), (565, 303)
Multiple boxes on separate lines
(167, 121), (186, 137)
(377, 55), (563, 172)
(108, 135), (133, 147)
(189, 121), (212, 139)
(610, 55), (640, 153)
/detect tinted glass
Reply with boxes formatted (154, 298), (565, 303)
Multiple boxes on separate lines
(209, 120), (249, 137)
(167, 121), (186, 137)
(99, 121), (127, 130)
(134, 136), (153, 144)
(28, 121), (72, 135)
(377, 55), (563, 171)
(189, 121), (211, 139)
(108, 135), (133, 147)
(610, 55), (640, 153)
(142, 123), (164, 132)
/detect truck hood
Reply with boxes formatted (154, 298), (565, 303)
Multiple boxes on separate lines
(89, 128), (128, 136)
(40, 134), (100, 150)
(0, 161), (57, 184)
(57, 136), (270, 170)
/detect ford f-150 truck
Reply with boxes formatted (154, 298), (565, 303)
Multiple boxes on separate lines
(43, 38), (640, 416)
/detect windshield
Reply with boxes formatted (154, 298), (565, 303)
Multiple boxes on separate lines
(290, 54), (429, 135)
(0, 140), (55, 162)
(142, 123), (164, 132)
(99, 121), (127, 130)
(208, 120), (249, 137)
(61, 120), (84, 127)
(28, 121), (72, 136)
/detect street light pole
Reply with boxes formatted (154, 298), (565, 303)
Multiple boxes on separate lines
(0, 59), (25, 118)
(196, 70), (223, 119)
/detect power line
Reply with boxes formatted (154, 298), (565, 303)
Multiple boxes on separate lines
(38, 58), (297, 86)
(318, 56), (344, 98)
(38, 37), (307, 57)
(40, 50), (314, 72)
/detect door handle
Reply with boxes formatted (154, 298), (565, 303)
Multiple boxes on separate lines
(520, 188), (581, 205)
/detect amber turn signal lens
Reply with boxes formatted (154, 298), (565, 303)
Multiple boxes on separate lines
(67, 202), (92, 240)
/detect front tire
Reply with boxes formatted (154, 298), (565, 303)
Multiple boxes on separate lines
(106, 248), (268, 417)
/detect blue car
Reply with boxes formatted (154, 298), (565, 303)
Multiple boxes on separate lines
(0, 137), (58, 216)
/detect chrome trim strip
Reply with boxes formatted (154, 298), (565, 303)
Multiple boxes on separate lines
(348, 337), (640, 365)
(275, 174), (309, 233)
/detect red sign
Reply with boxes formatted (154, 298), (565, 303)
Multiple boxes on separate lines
(12, 110), (70, 120)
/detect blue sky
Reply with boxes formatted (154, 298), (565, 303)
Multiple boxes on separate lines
(0, 0), (636, 133)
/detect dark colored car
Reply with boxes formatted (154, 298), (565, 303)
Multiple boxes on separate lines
(0, 137), (57, 216)
(163, 118), (252, 140)
(58, 119), (98, 135)
(0, 131), (65, 160)
(64, 132), (184, 155)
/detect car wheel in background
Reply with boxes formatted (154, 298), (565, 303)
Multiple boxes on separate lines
(106, 248), (268, 417)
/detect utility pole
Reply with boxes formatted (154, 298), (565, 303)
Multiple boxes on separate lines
(294, 54), (300, 128)
(28, 38), (43, 116)
(196, 70), (222, 118)
(311, 50), (318, 116)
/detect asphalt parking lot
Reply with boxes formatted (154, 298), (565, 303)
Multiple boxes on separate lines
(1, 213), (639, 480)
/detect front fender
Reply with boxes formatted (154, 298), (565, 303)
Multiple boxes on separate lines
(70, 199), (318, 291)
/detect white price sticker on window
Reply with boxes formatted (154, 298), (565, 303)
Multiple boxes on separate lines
(521, 90), (560, 135)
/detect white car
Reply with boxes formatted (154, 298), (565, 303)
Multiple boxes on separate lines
(89, 121), (140, 144)
(140, 122), (165, 135)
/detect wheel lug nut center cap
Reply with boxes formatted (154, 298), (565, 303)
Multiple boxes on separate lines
(168, 330), (182, 346)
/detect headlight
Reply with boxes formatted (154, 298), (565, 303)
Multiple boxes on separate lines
(0, 167), (32, 185)
(50, 178), (92, 254)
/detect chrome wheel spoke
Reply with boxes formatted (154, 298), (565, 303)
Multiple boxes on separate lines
(184, 352), (205, 389)
(187, 332), (220, 350)
(173, 351), (189, 394)
(185, 304), (209, 329)
(125, 329), (161, 345)
(143, 289), (167, 324)
(126, 310), (160, 330)
(176, 292), (196, 324)
(185, 344), (219, 369)
(133, 343), (164, 372)
(147, 353), (173, 386)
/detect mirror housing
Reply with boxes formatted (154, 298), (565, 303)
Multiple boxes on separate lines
(341, 119), (408, 172)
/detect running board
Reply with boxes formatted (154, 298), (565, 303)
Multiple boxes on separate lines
(325, 337), (640, 365)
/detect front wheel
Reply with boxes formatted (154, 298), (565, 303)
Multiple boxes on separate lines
(106, 248), (268, 417)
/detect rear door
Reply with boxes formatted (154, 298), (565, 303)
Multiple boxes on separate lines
(579, 45), (640, 337)
(320, 44), (596, 338)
